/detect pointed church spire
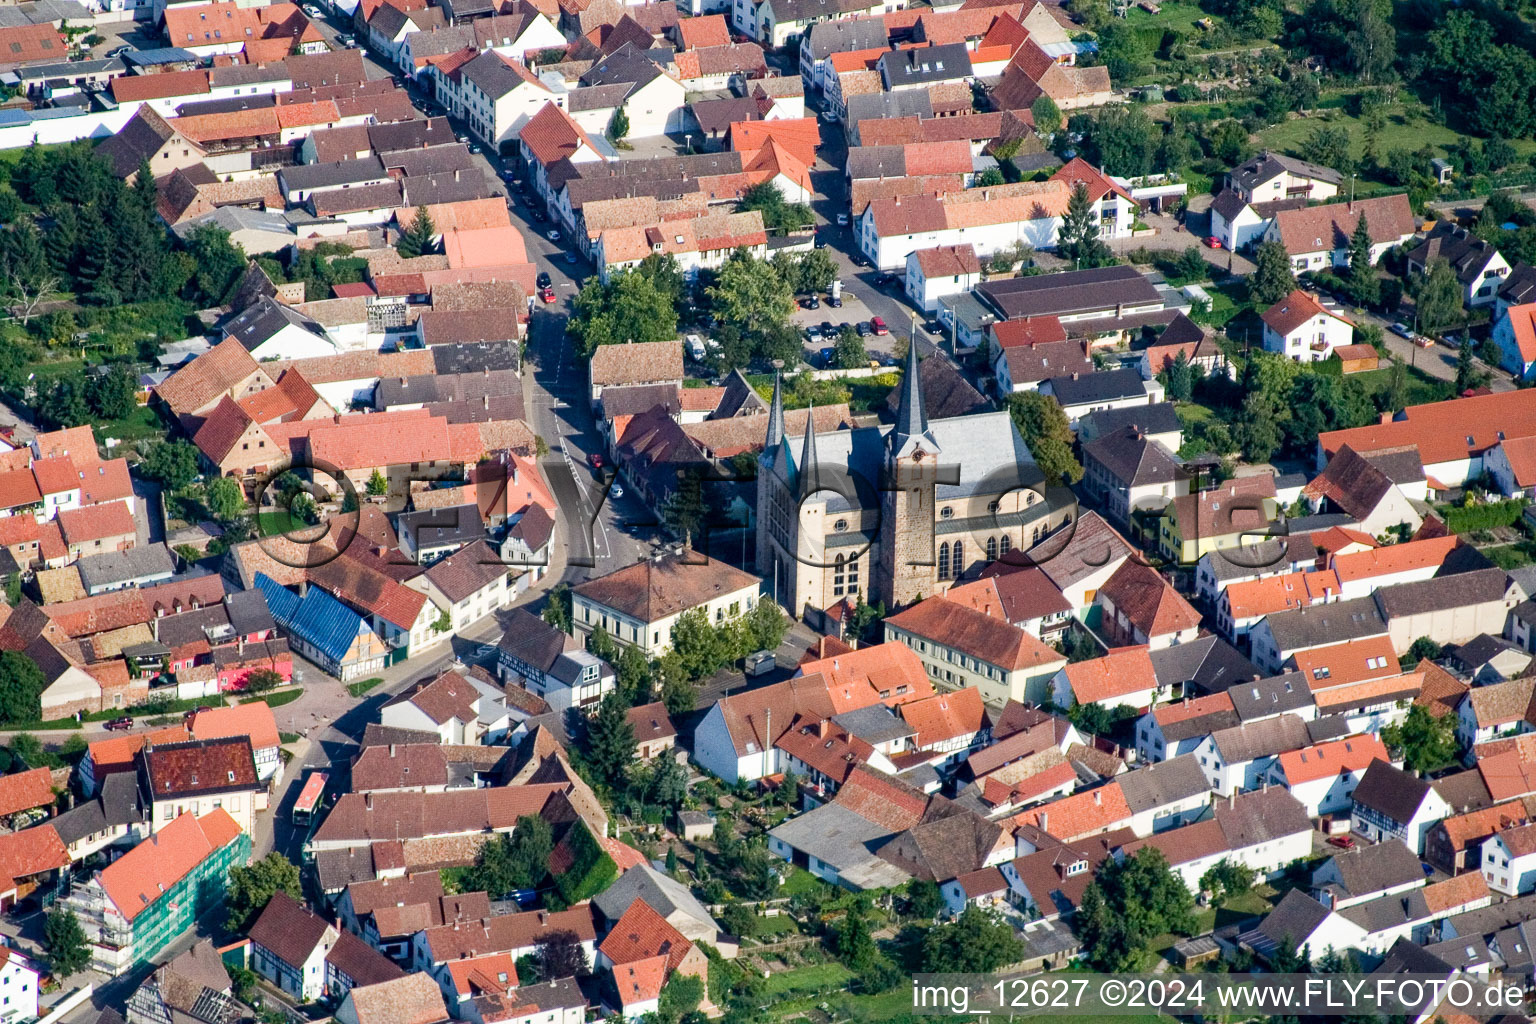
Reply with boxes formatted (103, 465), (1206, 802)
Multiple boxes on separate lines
(894, 339), (927, 442)
(798, 402), (820, 497)
(764, 373), (785, 450)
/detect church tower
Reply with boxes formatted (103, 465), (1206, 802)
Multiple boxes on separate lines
(755, 375), (795, 606)
(876, 342), (941, 610)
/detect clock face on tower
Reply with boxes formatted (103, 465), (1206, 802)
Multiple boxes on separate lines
(912, 447), (925, 462)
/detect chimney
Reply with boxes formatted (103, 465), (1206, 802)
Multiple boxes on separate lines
(1038, 811), (1047, 831)
(365, 793), (374, 809)
(389, 744), (396, 757)
(817, 718), (828, 738)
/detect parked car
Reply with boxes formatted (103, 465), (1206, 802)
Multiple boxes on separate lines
(870, 315), (888, 335)
(107, 44), (131, 57)
(589, 452), (604, 469)
(1327, 835), (1355, 849)
(1205, 236), (1222, 249)
(336, 34), (355, 46)
(1389, 322), (1414, 339)
(827, 294), (843, 308)
(536, 271), (552, 289)
(819, 346), (835, 366)
(801, 295), (820, 309)
(857, 321), (872, 338)
(564, 251), (578, 264)
(835, 212), (850, 226)
(546, 229), (561, 241)
(875, 272), (898, 288)
(531, 207), (548, 222)
(539, 286), (556, 303)
(1415, 335), (1435, 348)
(104, 716), (134, 731)
(302, 4), (321, 16)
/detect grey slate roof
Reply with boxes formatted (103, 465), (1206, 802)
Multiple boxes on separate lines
(1229, 151), (1343, 192)
(1210, 713), (1310, 764)
(1229, 672), (1313, 722)
(590, 863), (716, 930)
(76, 543), (176, 591)
(497, 608), (571, 674)
(1083, 426), (1182, 488)
(1352, 758), (1430, 825)
(1077, 401), (1183, 444)
(1248, 888), (1331, 955)
(767, 0), (878, 25)
(977, 266), (1163, 320)
(1046, 367), (1148, 406)
(397, 504), (487, 550)
(877, 41), (971, 86)
(460, 50), (531, 100)
(1216, 786), (1310, 847)
(223, 295), (327, 351)
(1374, 567), (1511, 619)
(832, 704), (916, 746)
(50, 772), (144, 845)
(1317, 839), (1424, 901)
(1148, 635), (1259, 695)
(579, 43), (660, 90)
(432, 342), (519, 375)
(804, 16), (888, 59)
(279, 155), (387, 192)
(375, 369), (523, 409)
(1260, 595), (1387, 654)
(224, 588), (274, 636)
(844, 89), (931, 126)
(1117, 754), (1208, 813)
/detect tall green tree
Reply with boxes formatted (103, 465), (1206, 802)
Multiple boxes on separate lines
(582, 691), (636, 790)
(1249, 240), (1298, 306)
(606, 104), (629, 143)
(0, 651), (43, 725)
(205, 476), (247, 524)
(1030, 95), (1062, 137)
(397, 206), (437, 259)
(225, 852), (302, 932)
(1346, 213), (1380, 305)
(707, 248), (796, 338)
(181, 224), (247, 307)
(85, 365), (136, 421)
(1006, 391), (1082, 485)
(568, 269), (679, 356)
(922, 907), (1026, 972)
(1078, 847), (1195, 971)
(670, 607), (727, 680)
(1381, 704), (1460, 774)
(1418, 259), (1465, 337)
(1163, 350), (1194, 402)
(1055, 182), (1115, 269)
(44, 908), (89, 978)
(139, 439), (201, 490)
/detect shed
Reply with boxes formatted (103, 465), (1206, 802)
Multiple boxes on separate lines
(676, 810), (713, 841)
(1333, 344), (1380, 374)
(1171, 935), (1220, 967)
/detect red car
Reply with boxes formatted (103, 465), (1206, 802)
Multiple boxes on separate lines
(539, 286), (556, 303)
(589, 452), (604, 469)
(1327, 835), (1355, 849)
(870, 315), (888, 336)
(1205, 236), (1222, 249)
(104, 716), (134, 731)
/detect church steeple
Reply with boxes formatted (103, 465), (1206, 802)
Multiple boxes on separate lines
(798, 402), (820, 498)
(764, 373), (785, 450)
(887, 340), (938, 461)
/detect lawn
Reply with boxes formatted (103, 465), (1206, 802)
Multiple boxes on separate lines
(1482, 541), (1536, 569)
(240, 688), (303, 708)
(256, 510), (324, 536)
(762, 962), (853, 999)
(749, 913), (801, 937)
(95, 403), (168, 444)
(1121, 0), (1215, 35)
(346, 677), (385, 698)
(1256, 105), (1536, 190)
(778, 866), (829, 898)
(1348, 362), (1451, 408)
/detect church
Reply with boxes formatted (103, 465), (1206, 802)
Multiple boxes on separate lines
(755, 344), (1071, 618)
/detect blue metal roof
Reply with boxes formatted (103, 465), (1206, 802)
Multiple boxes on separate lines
(123, 47), (199, 66)
(253, 573), (365, 665)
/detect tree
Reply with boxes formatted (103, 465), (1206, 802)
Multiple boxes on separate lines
(907, 878), (944, 919)
(139, 439), (200, 490)
(85, 365), (135, 421)
(1094, 20), (1151, 84)
(1455, 335), (1480, 393)
(1382, 704), (1460, 774)
(1417, 258), (1465, 338)
(396, 206), (436, 259)
(0, 651), (44, 725)
(671, 607), (727, 680)
(1346, 213), (1380, 305)
(568, 267), (680, 356)
(1305, 124), (1354, 177)
(1200, 859), (1257, 904)
(707, 248), (796, 339)
(245, 668), (282, 694)
(1055, 182), (1114, 270)
(225, 852), (302, 932)
(661, 469), (708, 545)
(830, 324), (868, 369)
(665, 845), (678, 873)
(1030, 95), (1062, 137)
(205, 475), (246, 524)
(659, 656), (698, 714)
(606, 104), (629, 143)
(1406, 637), (1443, 664)
(831, 900), (880, 972)
(1480, 337), (1503, 368)
(1163, 350), (1194, 402)
(463, 814), (554, 895)
(737, 183), (812, 234)
(44, 908), (89, 978)
(533, 930), (590, 979)
(1006, 391), (1082, 485)
(1234, 390), (1285, 463)
(366, 468), (388, 496)
(1173, 246), (1208, 282)
(180, 224), (247, 307)
(743, 599), (787, 653)
(1249, 240), (1298, 306)
(922, 906), (1026, 972)
(583, 691), (636, 790)
(1078, 847), (1195, 971)
(657, 973), (704, 1024)
(720, 902), (756, 939)
(792, 247), (838, 294)
(646, 754), (689, 811)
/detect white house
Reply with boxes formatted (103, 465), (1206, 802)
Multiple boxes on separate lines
(1227, 152), (1343, 204)
(1491, 301), (1536, 383)
(1266, 734), (1388, 817)
(1041, 368), (1165, 431)
(1260, 290), (1353, 363)
(905, 245), (981, 314)
(1351, 758), (1452, 855)
(1050, 645), (1162, 713)
(1193, 713), (1310, 796)
(1482, 822), (1536, 896)
(1135, 692), (1237, 763)
(1207, 190), (1288, 252)
(378, 669), (511, 745)
(0, 942), (40, 1022)
(570, 52), (687, 141)
(1264, 194), (1418, 273)
(1406, 224), (1511, 309)
(1455, 678), (1534, 749)
(571, 552), (762, 657)
(221, 296), (338, 362)
(1119, 787), (1311, 892)
(732, 0), (890, 48)
(447, 51), (558, 150)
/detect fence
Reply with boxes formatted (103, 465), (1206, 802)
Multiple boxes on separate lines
(37, 985), (92, 1024)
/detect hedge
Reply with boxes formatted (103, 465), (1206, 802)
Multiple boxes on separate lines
(1443, 499), (1527, 534)
(553, 820), (618, 905)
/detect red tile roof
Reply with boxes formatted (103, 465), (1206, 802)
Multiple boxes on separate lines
(1260, 289), (1349, 337)
(57, 502), (135, 547)
(1062, 646), (1158, 704)
(98, 809), (242, 921)
(0, 768), (55, 818)
(0, 825), (69, 890)
(598, 898), (692, 971)
(899, 687), (988, 747)
(1096, 561), (1201, 639)
(1321, 389), (1536, 469)
(1275, 734), (1388, 785)
(885, 596), (1066, 672)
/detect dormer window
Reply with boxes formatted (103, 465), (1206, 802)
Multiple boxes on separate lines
(1065, 859), (1087, 876)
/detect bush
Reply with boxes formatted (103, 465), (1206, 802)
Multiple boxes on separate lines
(1444, 498), (1526, 534)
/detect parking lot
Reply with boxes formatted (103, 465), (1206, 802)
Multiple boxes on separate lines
(788, 275), (918, 368)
